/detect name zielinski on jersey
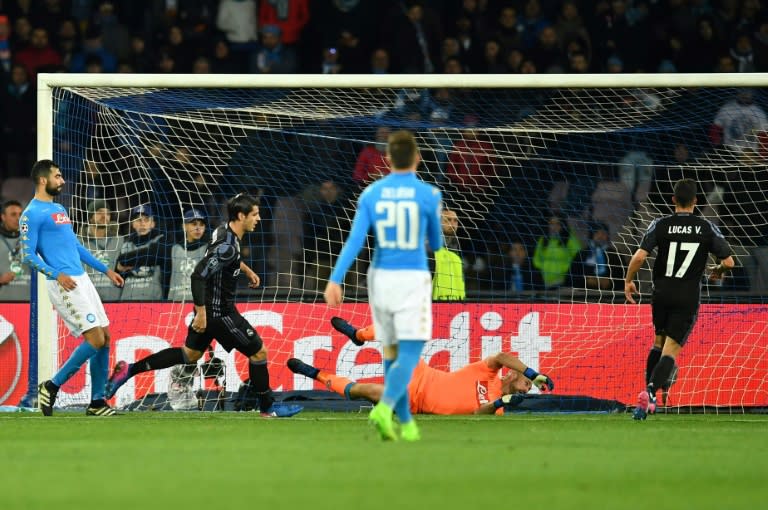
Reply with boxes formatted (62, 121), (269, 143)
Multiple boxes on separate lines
(668, 226), (702, 235)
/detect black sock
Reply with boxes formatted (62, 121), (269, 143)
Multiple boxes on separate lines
(649, 355), (676, 398)
(645, 347), (662, 385)
(130, 348), (186, 376)
(249, 360), (272, 412)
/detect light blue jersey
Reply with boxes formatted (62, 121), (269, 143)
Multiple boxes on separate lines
(329, 172), (443, 284)
(19, 198), (108, 280)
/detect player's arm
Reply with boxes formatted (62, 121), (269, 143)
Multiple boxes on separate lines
(475, 394), (524, 415)
(486, 352), (555, 391)
(624, 248), (649, 304)
(426, 190), (444, 252)
(190, 241), (237, 331)
(116, 236), (164, 269)
(19, 212), (60, 279)
(328, 198), (371, 285)
(239, 260), (260, 288)
(708, 225), (735, 280)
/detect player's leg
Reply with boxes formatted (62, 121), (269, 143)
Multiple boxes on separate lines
(82, 326), (117, 415)
(646, 334), (666, 385)
(287, 357), (364, 399)
(105, 325), (206, 399)
(40, 275), (106, 416)
(330, 317), (368, 346)
(634, 303), (667, 420)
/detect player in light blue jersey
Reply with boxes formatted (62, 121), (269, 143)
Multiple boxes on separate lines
(20, 160), (124, 416)
(324, 130), (443, 441)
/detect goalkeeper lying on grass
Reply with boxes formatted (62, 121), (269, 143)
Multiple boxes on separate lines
(288, 317), (554, 415)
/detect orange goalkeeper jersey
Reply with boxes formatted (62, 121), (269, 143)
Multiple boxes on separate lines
(408, 359), (503, 415)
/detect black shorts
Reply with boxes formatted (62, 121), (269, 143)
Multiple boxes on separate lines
(185, 311), (264, 357)
(651, 291), (699, 347)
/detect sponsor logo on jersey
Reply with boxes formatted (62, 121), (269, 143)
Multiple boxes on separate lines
(476, 380), (490, 405)
(51, 212), (71, 225)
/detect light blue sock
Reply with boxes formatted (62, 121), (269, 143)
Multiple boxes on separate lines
(89, 345), (109, 401)
(51, 341), (99, 387)
(381, 340), (425, 412)
(394, 391), (413, 424)
(383, 358), (394, 377)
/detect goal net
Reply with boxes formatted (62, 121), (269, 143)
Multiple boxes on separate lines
(16, 74), (768, 413)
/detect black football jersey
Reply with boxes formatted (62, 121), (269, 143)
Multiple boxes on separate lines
(191, 225), (242, 316)
(639, 212), (732, 298)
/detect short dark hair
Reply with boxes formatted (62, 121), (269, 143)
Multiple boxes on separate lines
(1, 199), (22, 214)
(387, 130), (418, 170)
(673, 178), (697, 207)
(227, 193), (259, 221)
(30, 159), (58, 184)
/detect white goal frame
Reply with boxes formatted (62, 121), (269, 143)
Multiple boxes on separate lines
(34, 71), (768, 384)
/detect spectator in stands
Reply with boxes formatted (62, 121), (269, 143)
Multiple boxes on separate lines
(117, 204), (165, 301)
(321, 46), (341, 74)
(92, 1), (131, 61)
(125, 33), (152, 73)
(370, 48), (390, 74)
(216, 0), (258, 47)
(251, 24), (297, 74)
(506, 48), (525, 72)
(710, 89), (768, 156)
(530, 25), (566, 73)
(11, 16), (32, 51)
(554, 1), (591, 61)
(730, 33), (756, 72)
(533, 215), (582, 289)
(431, 208), (465, 301)
(715, 53), (737, 72)
(754, 18), (768, 71)
(568, 50), (590, 72)
(54, 18), (79, 70)
(0, 15), (13, 76)
(192, 55), (211, 74)
(618, 146), (654, 204)
(78, 200), (123, 302)
(353, 126), (390, 187)
(70, 24), (117, 73)
(0, 63), (35, 177)
(520, 0), (550, 50)
(478, 38), (506, 73)
(259, 0), (309, 47)
(161, 25), (195, 72)
(14, 27), (62, 83)
(302, 180), (350, 293)
(446, 121), (496, 191)
(683, 16), (724, 72)
(569, 222), (619, 291)
(386, 1), (442, 74)
(210, 38), (241, 74)
(0, 199), (28, 301)
(504, 240), (541, 293)
(606, 55), (624, 73)
(493, 6), (523, 54)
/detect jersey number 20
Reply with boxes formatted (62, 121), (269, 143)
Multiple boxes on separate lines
(665, 241), (700, 278)
(375, 200), (418, 249)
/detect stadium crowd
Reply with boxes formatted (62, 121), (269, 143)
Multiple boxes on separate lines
(1, 0), (767, 301)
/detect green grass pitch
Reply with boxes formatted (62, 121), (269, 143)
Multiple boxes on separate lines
(1, 412), (766, 510)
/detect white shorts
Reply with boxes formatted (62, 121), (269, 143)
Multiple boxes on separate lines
(46, 273), (109, 337)
(368, 268), (432, 346)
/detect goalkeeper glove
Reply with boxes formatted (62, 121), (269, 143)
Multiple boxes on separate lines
(493, 393), (525, 409)
(524, 367), (555, 391)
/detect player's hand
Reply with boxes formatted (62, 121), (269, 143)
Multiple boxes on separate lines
(707, 264), (725, 281)
(624, 281), (638, 304)
(106, 269), (124, 287)
(0, 272), (15, 285)
(533, 374), (554, 391)
(244, 269), (260, 288)
(56, 273), (77, 291)
(191, 312), (207, 333)
(500, 394), (525, 407)
(324, 282), (343, 307)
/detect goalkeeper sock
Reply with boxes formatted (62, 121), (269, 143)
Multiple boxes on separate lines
(89, 344), (110, 401)
(380, 340), (425, 409)
(645, 347), (662, 385)
(52, 341), (99, 387)
(130, 347), (187, 376)
(317, 371), (354, 398)
(649, 355), (676, 397)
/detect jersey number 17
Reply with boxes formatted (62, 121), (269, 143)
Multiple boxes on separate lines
(665, 241), (700, 278)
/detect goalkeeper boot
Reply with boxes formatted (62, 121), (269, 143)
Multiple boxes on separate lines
(287, 358), (320, 380)
(86, 399), (117, 416)
(400, 420), (421, 442)
(38, 380), (59, 417)
(331, 317), (365, 346)
(105, 361), (131, 399)
(368, 402), (397, 441)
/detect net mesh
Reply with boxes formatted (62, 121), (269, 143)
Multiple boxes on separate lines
(42, 84), (768, 412)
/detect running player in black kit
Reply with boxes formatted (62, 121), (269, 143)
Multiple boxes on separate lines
(106, 194), (296, 416)
(624, 179), (735, 420)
